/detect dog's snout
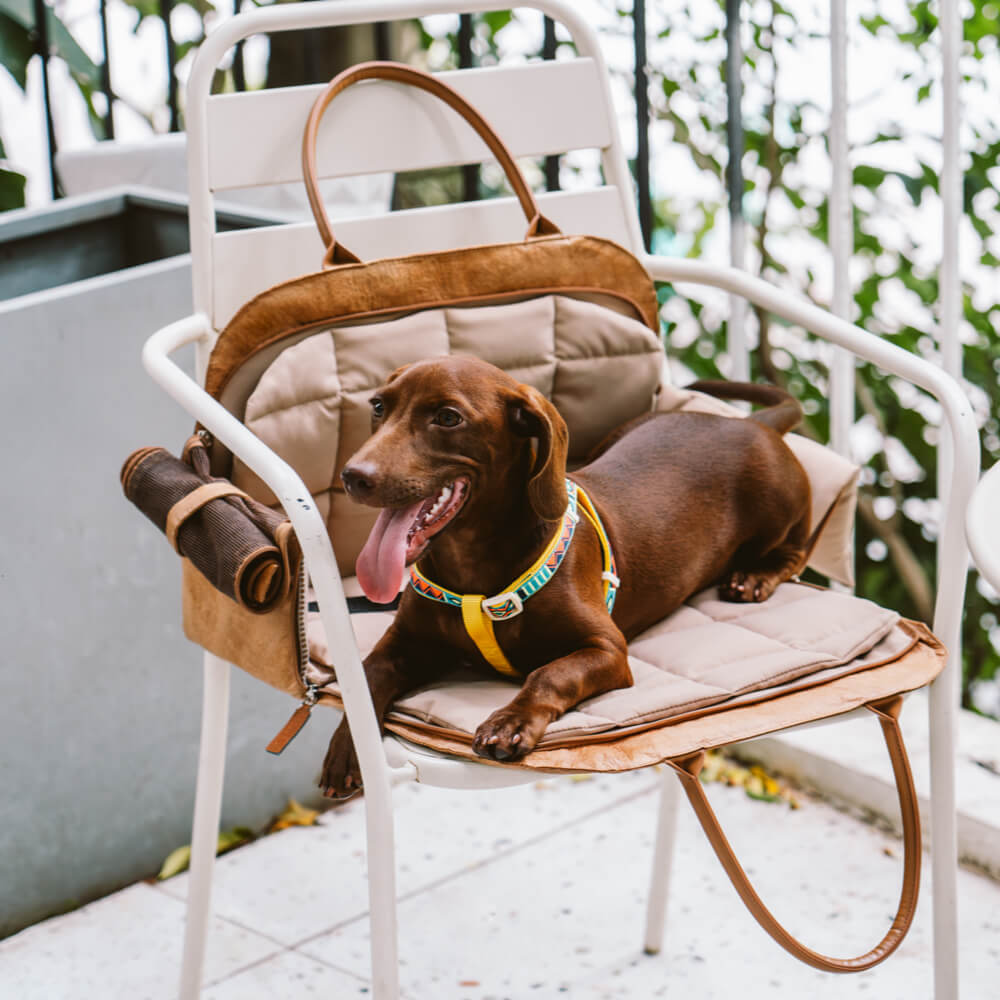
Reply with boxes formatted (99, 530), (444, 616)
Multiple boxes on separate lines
(341, 462), (378, 499)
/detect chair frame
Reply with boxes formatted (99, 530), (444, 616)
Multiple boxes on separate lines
(140, 2), (980, 997)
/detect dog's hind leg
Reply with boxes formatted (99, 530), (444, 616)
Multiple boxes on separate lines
(717, 520), (811, 604)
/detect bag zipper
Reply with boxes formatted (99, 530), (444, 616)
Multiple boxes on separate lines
(266, 560), (320, 754)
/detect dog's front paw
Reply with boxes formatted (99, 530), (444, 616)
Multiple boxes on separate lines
(718, 570), (777, 604)
(472, 707), (547, 762)
(320, 719), (363, 800)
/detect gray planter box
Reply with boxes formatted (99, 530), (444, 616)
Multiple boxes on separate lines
(0, 189), (336, 938)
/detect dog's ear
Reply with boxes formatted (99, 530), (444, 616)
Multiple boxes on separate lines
(508, 387), (569, 521)
(384, 363), (411, 384)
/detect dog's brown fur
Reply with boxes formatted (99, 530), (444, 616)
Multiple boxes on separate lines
(321, 357), (811, 797)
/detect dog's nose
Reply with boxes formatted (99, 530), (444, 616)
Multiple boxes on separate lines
(341, 462), (378, 499)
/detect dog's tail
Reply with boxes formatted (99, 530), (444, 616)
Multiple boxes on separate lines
(686, 380), (802, 435)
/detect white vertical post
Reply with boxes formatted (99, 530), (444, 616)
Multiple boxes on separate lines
(930, 1), (962, 997)
(643, 774), (682, 955)
(726, 0), (749, 382)
(828, 0), (854, 459)
(178, 653), (231, 1000)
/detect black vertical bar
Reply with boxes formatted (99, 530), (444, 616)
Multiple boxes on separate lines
(32, 0), (60, 198)
(232, 0), (246, 92)
(542, 16), (560, 192)
(374, 21), (391, 61)
(633, 0), (652, 250)
(98, 0), (114, 138)
(160, 0), (180, 131)
(726, 0), (744, 234)
(458, 13), (478, 202)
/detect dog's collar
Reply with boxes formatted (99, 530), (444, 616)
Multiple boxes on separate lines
(409, 479), (619, 679)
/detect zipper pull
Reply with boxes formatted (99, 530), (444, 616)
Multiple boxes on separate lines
(266, 685), (319, 755)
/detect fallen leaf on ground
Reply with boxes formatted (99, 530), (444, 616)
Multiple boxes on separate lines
(699, 750), (798, 808)
(269, 798), (320, 832)
(156, 826), (254, 880)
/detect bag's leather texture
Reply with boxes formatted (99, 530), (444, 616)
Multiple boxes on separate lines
(204, 236), (661, 433)
(121, 437), (300, 614)
(180, 558), (306, 695)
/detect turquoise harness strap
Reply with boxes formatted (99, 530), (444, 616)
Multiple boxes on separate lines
(410, 479), (582, 616)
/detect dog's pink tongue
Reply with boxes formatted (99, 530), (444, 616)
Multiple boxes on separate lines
(356, 501), (424, 604)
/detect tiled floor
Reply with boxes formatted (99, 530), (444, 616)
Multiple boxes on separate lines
(3, 769), (998, 999)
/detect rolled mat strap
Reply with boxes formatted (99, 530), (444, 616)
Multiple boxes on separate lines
(121, 438), (300, 613)
(165, 481), (251, 553)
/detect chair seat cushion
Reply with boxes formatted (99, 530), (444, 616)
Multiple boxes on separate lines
(305, 582), (945, 773)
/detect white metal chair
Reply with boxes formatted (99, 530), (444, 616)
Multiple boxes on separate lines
(140, 2), (979, 997)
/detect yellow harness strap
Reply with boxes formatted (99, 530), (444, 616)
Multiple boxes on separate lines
(461, 595), (520, 678)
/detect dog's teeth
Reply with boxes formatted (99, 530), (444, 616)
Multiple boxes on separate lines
(423, 484), (453, 523)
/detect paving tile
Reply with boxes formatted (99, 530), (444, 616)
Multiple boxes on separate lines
(0, 883), (280, 1000)
(8, 767), (999, 999)
(203, 950), (370, 999)
(155, 770), (659, 947)
(300, 779), (1000, 999)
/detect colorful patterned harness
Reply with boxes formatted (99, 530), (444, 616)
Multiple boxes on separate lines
(409, 479), (619, 678)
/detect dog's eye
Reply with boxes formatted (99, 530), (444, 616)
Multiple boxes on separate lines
(370, 398), (385, 419)
(433, 407), (463, 428)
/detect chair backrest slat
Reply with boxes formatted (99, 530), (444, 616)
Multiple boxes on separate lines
(211, 187), (632, 327)
(205, 60), (611, 193)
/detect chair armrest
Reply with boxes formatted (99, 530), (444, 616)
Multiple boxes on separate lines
(967, 462), (1000, 593)
(142, 314), (387, 779)
(642, 254), (980, 658)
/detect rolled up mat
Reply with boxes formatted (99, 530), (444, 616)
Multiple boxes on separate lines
(121, 436), (299, 613)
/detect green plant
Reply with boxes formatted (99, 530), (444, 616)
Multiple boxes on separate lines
(0, 0), (104, 208)
(648, 0), (1000, 712)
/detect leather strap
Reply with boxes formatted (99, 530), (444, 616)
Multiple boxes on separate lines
(165, 482), (251, 553)
(666, 695), (920, 972)
(301, 61), (561, 267)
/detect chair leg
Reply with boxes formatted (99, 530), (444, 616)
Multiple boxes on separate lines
(178, 653), (231, 1000)
(644, 770), (681, 955)
(928, 679), (960, 999)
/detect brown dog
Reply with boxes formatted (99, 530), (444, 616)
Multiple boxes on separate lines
(321, 356), (811, 797)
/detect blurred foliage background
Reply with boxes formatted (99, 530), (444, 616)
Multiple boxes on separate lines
(2, 0), (998, 713)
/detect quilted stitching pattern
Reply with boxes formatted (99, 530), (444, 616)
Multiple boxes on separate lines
(231, 293), (663, 574)
(304, 582), (901, 746)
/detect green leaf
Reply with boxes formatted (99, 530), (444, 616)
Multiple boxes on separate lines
(0, 11), (32, 89)
(0, 0), (100, 89)
(0, 0), (32, 26)
(481, 10), (513, 34)
(0, 166), (27, 211)
(47, 8), (101, 88)
(860, 14), (890, 35)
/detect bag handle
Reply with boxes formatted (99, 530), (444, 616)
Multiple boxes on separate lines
(667, 695), (920, 973)
(301, 61), (561, 267)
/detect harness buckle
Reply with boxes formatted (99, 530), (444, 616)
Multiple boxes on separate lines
(482, 590), (524, 621)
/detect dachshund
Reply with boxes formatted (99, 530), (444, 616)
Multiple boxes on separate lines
(321, 356), (811, 797)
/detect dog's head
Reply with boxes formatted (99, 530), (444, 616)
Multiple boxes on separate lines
(341, 356), (568, 602)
